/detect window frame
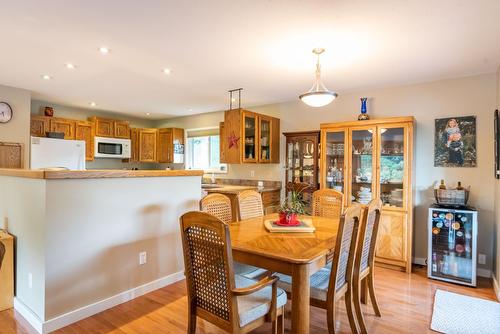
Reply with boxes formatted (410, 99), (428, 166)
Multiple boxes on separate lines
(184, 126), (228, 174)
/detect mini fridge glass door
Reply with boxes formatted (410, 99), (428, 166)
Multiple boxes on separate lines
(428, 208), (477, 286)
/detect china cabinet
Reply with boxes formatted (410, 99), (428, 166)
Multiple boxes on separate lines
(320, 116), (415, 272)
(283, 131), (320, 210)
(221, 108), (280, 164)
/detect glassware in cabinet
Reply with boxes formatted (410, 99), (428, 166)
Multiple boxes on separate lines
(350, 128), (375, 205)
(243, 112), (257, 162)
(324, 130), (346, 192)
(379, 127), (406, 208)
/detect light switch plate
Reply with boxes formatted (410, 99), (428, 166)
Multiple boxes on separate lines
(478, 253), (486, 265)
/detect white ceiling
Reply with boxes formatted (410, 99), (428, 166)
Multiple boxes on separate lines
(0, 0), (499, 119)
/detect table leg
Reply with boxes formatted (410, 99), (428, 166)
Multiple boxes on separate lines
(291, 263), (310, 334)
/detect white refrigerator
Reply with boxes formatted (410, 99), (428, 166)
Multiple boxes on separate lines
(30, 136), (86, 170)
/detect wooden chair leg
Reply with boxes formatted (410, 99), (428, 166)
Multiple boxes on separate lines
(353, 280), (368, 334)
(360, 277), (368, 305)
(326, 300), (337, 334)
(277, 309), (285, 334)
(367, 271), (381, 317)
(188, 310), (196, 334)
(345, 289), (359, 334)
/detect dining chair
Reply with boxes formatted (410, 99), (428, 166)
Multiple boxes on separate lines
(277, 204), (362, 334)
(180, 211), (286, 334)
(352, 199), (383, 334)
(238, 190), (264, 220)
(200, 193), (233, 224)
(312, 189), (344, 219)
(200, 193), (267, 279)
(0, 241), (5, 271)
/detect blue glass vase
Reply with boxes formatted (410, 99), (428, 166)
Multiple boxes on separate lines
(358, 97), (369, 120)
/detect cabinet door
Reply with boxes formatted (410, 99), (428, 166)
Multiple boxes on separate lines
(94, 118), (114, 137)
(157, 129), (173, 163)
(376, 210), (407, 263)
(322, 129), (347, 194)
(130, 129), (140, 162)
(114, 121), (130, 139)
(139, 129), (157, 162)
(242, 111), (258, 163)
(30, 116), (50, 137)
(378, 125), (407, 208)
(75, 121), (95, 161)
(349, 126), (377, 206)
(258, 115), (272, 162)
(50, 118), (75, 139)
(219, 122), (227, 163)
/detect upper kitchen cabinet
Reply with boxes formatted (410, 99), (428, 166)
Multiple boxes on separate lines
(157, 128), (184, 163)
(50, 117), (76, 139)
(114, 121), (131, 139)
(129, 128), (158, 163)
(89, 117), (130, 139)
(30, 116), (50, 137)
(222, 108), (280, 164)
(75, 121), (95, 161)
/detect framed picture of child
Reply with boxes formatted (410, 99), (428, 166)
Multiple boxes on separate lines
(434, 116), (476, 167)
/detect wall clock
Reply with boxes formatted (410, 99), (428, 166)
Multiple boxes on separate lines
(0, 102), (13, 123)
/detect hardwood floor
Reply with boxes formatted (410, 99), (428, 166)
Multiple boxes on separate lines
(0, 265), (496, 333)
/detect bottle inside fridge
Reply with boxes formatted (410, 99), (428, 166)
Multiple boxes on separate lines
(428, 206), (477, 286)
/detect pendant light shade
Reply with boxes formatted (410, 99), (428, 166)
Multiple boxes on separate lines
(299, 48), (337, 107)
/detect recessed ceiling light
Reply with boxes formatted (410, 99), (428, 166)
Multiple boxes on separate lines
(162, 68), (171, 75)
(98, 46), (110, 54)
(41, 74), (51, 80)
(65, 63), (76, 69)
(188, 108), (193, 112)
(146, 112), (151, 116)
(89, 102), (96, 107)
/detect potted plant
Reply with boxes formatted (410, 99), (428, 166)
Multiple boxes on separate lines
(278, 191), (306, 226)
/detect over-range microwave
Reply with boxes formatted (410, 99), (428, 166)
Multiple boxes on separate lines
(94, 137), (131, 159)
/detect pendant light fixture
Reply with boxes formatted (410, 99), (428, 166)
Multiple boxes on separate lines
(299, 48), (337, 107)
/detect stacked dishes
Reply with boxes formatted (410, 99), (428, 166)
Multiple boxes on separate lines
(357, 187), (372, 205)
(389, 188), (403, 206)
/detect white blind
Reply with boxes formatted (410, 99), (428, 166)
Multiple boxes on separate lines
(186, 128), (219, 138)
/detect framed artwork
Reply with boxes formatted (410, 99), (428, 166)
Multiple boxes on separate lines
(495, 110), (500, 178)
(434, 116), (476, 167)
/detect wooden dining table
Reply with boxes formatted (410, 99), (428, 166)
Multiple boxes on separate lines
(229, 213), (340, 334)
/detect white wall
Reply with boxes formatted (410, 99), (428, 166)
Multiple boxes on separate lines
(158, 74), (497, 273)
(0, 84), (31, 165)
(0, 176), (46, 320)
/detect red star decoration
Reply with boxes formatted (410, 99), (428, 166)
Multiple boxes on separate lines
(228, 131), (240, 149)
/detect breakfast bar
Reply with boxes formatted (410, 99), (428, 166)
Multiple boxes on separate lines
(0, 169), (203, 331)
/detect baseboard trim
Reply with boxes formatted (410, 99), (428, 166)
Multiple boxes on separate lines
(13, 298), (44, 334)
(493, 274), (500, 302)
(15, 271), (185, 334)
(412, 257), (491, 278)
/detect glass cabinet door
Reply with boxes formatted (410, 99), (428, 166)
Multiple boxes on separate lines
(324, 131), (345, 192)
(259, 116), (271, 162)
(379, 127), (405, 208)
(243, 112), (257, 162)
(350, 128), (375, 205)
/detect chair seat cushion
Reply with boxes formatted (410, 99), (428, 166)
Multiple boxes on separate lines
(235, 274), (287, 327)
(234, 262), (268, 279)
(276, 263), (332, 301)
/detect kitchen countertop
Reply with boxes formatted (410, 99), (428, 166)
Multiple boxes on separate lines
(203, 184), (281, 194)
(0, 169), (204, 179)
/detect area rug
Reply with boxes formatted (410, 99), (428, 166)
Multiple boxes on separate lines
(431, 289), (500, 333)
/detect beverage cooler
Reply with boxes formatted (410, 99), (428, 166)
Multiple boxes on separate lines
(428, 205), (477, 286)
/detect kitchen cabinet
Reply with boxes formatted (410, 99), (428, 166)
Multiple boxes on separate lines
(114, 121), (131, 139)
(50, 117), (76, 139)
(30, 116), (50, 137)
(129, 128), (158, 163)
(320, 116), (414, 273)
(75, 121), (95, 161)
(283, 131), (321, 210)
(90, 117), (114, 137)
(222, 108), (280, 164)
(219, 122), (227, 163)
(157, 128), (184, 163)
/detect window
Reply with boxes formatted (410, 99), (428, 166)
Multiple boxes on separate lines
(185, 129), (227, 172)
